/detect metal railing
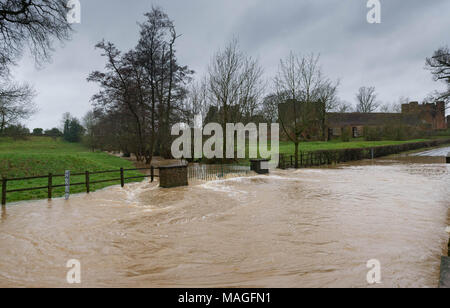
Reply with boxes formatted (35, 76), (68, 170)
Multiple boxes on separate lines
(188, 164), (251, 181)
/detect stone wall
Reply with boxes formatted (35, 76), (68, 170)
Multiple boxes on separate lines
(278, 100), (447, 140)
(327, 101), (447, 138)
(401, 101), (446, 130)
(158, 164), (188, 188)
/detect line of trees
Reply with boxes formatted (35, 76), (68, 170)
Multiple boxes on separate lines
(85, 7), (449, 165)
(1, 3), (447, 165)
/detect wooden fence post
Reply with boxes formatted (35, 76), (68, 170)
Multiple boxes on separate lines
(151, 166), (154, 182)
(85, 171), (90, 193)
(120, 168), (124, 187)
(48, 173), (52, 199)
(1, 178), (7, 206)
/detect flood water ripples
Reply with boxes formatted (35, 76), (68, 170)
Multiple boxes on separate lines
(0, 148), (449, 287)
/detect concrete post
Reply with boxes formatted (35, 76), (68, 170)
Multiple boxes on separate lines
(250, 159), (270, 174)
(159, 164), (188, 188)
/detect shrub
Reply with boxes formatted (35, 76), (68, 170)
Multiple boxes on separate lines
(3, 124), (30, 140)
(341, 127), (351, 142)
(63, 118), (85, 143)
(32, 128), (44, 136)
(364, 126), (383, 141)
(44, 128), (63, 140)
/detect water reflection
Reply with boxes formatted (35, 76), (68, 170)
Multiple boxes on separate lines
(1, 205), (6, 222)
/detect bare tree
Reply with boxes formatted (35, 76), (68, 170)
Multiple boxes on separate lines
(136, 7), (193, 158)
(426, 46), (450, 107)
(261, 94), (280, 123)
(275, 52), (333, 166)
(0, 0), (72, 74)
(0, 81), (36, 133)
(317, 78), (339, 140)
(88, 41), (151, 162)
(379, 96), (407, 113)
(356, 86), (379, 113)
(88, 7), (192, 163)
(333, 100), (354, 113)
(183, 79), (209, 126)
(207, 38), (264, 157)
(82, 110), (97, 151)
(239, 57), (265, 123)
(379, 103), (391, 113)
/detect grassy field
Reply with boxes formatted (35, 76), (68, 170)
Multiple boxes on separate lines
(243, 138), (434, 157)
(234, 137), (448, 165)
(277, 138), (432, 155)
(0, 137), (144, 203)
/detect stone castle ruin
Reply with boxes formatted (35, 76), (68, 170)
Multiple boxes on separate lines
(279, 101), (447, 140)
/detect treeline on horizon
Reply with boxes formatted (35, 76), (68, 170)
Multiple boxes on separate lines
(0, 4), (448, 165)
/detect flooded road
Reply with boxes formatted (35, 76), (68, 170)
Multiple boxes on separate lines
(0, 148), (449, 287)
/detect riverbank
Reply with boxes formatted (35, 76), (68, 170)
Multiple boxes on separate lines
(0, 137), (144, 203)
(278, 138), (450, 169)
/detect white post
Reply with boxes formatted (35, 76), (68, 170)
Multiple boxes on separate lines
(65, 170), (70, 200)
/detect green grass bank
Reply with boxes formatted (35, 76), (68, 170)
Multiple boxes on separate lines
(0, 137), (144, 203)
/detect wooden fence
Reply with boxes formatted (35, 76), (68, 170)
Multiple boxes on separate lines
(1, 167), (157, 206)
(279, 138), (450, 169)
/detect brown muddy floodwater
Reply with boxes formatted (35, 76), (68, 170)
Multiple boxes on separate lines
(0, 149), (449, 288)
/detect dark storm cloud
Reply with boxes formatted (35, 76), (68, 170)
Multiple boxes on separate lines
(12, 0), (450, 129)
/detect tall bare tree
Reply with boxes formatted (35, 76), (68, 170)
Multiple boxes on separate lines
(426, 46), (450, 107)
(356, 86), (379, 113)
(136, 7), (193, 158)
(88, 41), (152, 162)
(207, 38), (264, 157)
(275, 52), (334, 166)
(88, 7), (192, 163)
(0, 81), (36, 133)
(317, 78), (339, 140)
(183, 79), (209, 126)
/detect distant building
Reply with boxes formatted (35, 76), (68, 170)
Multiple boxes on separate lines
(278, 101), (447, 140)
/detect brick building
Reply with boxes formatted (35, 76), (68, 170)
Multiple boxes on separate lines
(279, 101), (447, 139)
(328, 101), (447, 138)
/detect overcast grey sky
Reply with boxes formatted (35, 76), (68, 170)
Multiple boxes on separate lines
(11, 0), (450, 129)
